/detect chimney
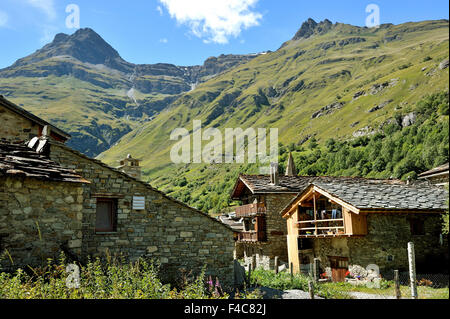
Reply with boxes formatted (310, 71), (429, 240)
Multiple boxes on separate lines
(285, 152), (297, 176)
(118, 154), (142, 180)
(270, 162), (279, 185)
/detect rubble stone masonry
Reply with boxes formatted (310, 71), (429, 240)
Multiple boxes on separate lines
(0, 177), (83, 270)
(0, 107), (40, 142)
(241, 193), (296, 269)
(312, 213), (448, 275)
(49, 143), (235, 286)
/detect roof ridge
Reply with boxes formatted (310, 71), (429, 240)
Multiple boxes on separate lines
(49, 140), (234, 232)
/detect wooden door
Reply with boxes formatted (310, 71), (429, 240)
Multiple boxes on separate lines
(329, 256), (349, 282)
(255, 216), (267, 242)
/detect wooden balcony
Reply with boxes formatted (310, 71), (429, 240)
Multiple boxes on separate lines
(237, 231), (259, 242)
(235, 203), (266, 218)
(296, 218), (346, 238)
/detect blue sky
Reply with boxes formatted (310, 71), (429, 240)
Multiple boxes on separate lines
(0, 0), (448, 68)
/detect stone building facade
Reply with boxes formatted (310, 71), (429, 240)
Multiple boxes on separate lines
(282, 179), (449, 281)
(0, 177), (85, 270)
(0, 96), (235, 287)
(0, 141), (88, 271)
(48, 141), (235, 285)
(234, 193), (296, 269)
(231, 173), (307, 269)
(312, 214), (448, 275)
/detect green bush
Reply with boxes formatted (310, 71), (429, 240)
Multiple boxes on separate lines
(0, 254), (230, 299)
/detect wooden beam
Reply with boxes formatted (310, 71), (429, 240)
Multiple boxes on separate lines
(313, 192), (317, 235)
(312, 186), (360, 214)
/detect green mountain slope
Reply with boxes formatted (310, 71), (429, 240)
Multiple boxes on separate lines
(98, 19), (449, 214)
(0, 28), (257, 156)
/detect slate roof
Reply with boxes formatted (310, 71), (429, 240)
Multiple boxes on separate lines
(231, 174), (405, 199)
(0, 139), (88, 183)
(310, 179), (448, 211)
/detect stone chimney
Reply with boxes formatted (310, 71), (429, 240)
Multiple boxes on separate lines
(285, 152), (297, 176)
(270, 162), (279, 186)
(117, 154), (142, 180)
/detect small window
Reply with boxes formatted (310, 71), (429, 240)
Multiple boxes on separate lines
(96, 198), (117, 233)
(410, 219), (425, 236)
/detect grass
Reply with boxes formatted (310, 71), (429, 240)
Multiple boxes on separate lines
(249, 268), (449, 299)
(321, 281), (449, 299)
(249, 268), (352, 299)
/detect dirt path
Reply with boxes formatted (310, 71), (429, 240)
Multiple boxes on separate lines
(249, 287), (323, 299)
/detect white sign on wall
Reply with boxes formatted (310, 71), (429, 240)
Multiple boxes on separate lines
(133, 196), (145, 210)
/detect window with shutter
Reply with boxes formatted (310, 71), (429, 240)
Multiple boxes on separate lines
(95, 198), (117, 233)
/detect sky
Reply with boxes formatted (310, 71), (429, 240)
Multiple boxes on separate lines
(0, 0), (448, 68)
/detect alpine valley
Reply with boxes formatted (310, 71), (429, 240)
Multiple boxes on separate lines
(1, 18), (449, 214)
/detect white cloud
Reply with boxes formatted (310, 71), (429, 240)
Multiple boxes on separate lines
(0, 10), (8, 27)
(159, 0), (262, 44)
(26, 0), (56, 20)
(156, 5), (163, 16)
(159, 38), (168, 43)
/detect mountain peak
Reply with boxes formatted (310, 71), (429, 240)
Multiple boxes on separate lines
(292, 18), (334, 40)
(10, 28), (128, 71)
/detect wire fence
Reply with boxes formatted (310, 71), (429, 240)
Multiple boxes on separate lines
(297, 261), (448, 299)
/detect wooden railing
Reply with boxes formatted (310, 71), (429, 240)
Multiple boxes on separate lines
(235, 203), (266, 218)
(296, 218), (345, 237)
(237, 231), (258, 242)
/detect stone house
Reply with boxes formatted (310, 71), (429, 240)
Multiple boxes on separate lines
(230, 156), (308, 269)
(418, 163), (449, 186)
(0, 96), (235, 286)
(0, 140), (89, 269)
(281, 178), (448, 282)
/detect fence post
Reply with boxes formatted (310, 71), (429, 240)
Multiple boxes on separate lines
(313, 258), (320, 282)
(394, 270), (401, 299)
(251, 255), (256, 271)
(274, 256), (279, 274)
(308, 280), (315, 299)
(408, 242), (418, 299)
(247, 265), (252, 287)
(290, 262), (294, 283)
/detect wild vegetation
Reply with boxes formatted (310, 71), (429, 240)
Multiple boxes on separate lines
(0, 254), (260, 299)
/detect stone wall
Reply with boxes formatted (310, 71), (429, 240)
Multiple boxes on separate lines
(312, 213), (448, 275)
(242, 193), (296, 269)
(49, 143), (235, 286)
(0, 176), (83, 270)
(0, 106), (39, 142)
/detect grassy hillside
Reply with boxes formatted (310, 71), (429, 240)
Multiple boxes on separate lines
(0, 29), (256, 157)
(97, 19), (449, 214)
